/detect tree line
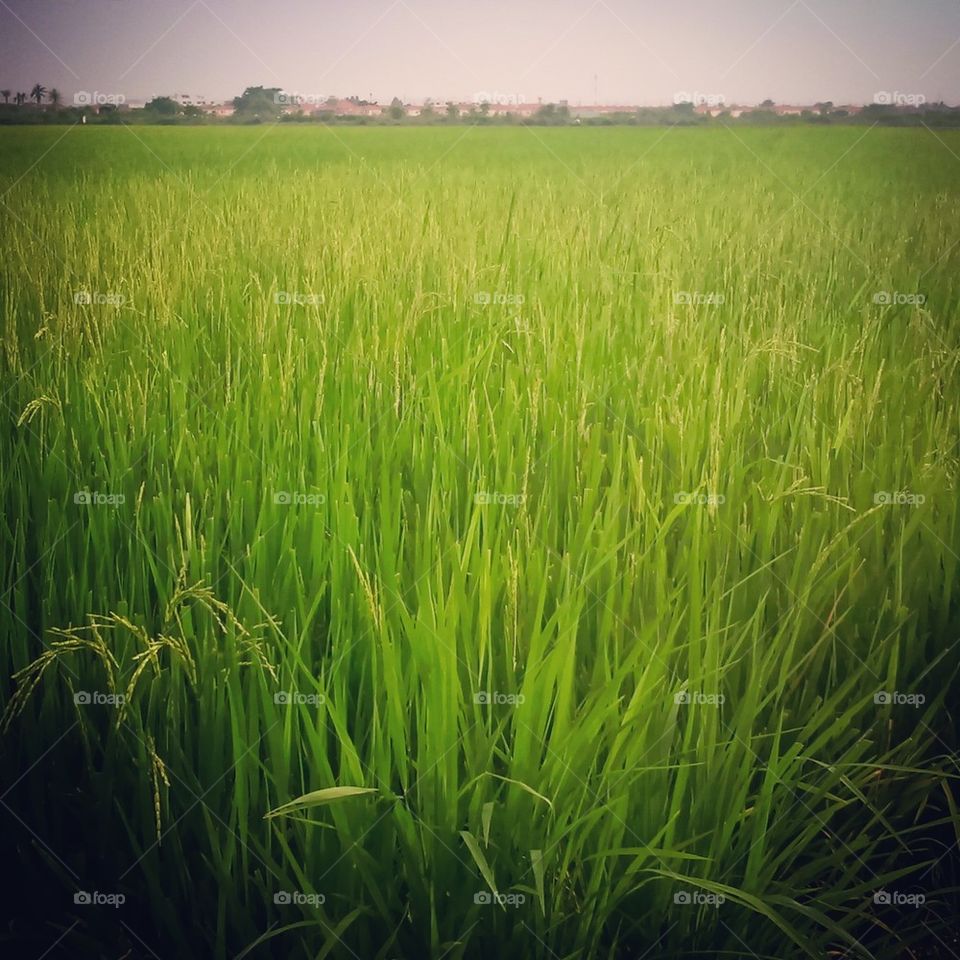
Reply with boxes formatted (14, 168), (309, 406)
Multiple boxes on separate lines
(3, 83), (960, 127)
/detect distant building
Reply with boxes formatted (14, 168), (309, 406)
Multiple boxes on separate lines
(571, 104), (640, 118)
(465, 101), (543, 117)
(322, 98), (381, 117)
(694, 104), (746, 118)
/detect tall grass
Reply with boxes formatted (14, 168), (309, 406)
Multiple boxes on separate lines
(1, 125), (959, 959)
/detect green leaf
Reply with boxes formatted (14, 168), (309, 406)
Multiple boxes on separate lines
(531, 848), (545, 915)
(264, 786), (377, 819)
(481, 801), (494, 847)
(460, 830), (498, 901)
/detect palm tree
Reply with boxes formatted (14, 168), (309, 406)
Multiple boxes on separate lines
(0, 90), (10, 104)
(49, 88), (61, 107)
(15, 92), (26, 106)
(30, 83), (47, 105)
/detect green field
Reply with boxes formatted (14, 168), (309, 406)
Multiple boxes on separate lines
(1, 125), (959, 959)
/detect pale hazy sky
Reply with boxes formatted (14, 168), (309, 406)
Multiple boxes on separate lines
(1, 0), (958, 105)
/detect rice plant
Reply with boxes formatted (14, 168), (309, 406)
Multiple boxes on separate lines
(1, 124), (958, 959)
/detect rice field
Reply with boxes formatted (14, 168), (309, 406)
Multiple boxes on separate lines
(1, 124), (959, 959)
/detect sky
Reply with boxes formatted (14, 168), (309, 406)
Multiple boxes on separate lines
(1, 0), (958, 106)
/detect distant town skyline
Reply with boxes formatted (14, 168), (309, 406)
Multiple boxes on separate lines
(1, 0), (958, 106)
